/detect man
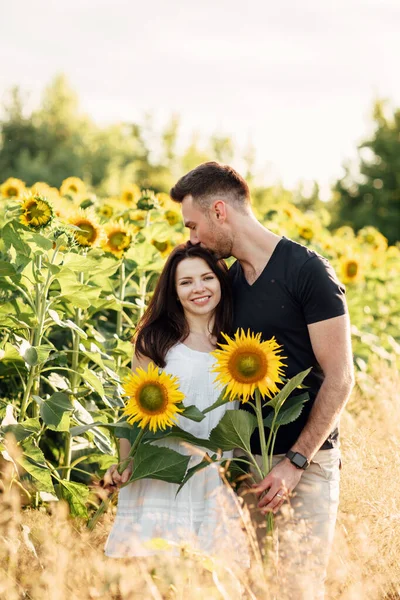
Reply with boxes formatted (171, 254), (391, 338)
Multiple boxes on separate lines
(170, 162), (354, 598)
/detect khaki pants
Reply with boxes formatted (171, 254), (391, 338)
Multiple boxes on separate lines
(241, 448), (341, 600)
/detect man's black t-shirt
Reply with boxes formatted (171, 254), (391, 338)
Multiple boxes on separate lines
(229, 236), (347, 455)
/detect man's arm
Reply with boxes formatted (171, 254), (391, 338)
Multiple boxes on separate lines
(255, 313), (354, 514)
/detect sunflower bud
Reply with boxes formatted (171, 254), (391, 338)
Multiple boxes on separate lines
(137, 190), (159, 211)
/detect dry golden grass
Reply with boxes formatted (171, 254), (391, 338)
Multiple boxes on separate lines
(1, 359), (399, 600)
(326, 359), (400, 600)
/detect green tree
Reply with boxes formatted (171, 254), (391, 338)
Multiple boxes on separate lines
(0, 74), (243, 197)
(0, 75), (163, 192)
(0, 75), (92, 186)
(0, 87), (39, 180)
(333, 100), (400, 244)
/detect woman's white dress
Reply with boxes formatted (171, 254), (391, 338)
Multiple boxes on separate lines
(105, 343), (246, 558)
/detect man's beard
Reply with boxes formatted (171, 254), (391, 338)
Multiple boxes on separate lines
(209, 233), (233, 259)
(202, 217), (233, 258)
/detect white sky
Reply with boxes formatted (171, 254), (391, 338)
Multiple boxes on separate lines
(1, 0), (400, 197)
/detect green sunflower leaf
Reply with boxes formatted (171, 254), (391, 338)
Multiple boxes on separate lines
(16, 439), (56, 494)
(176, 453), (218, 495)
(56, 480), (89, 518)
(146, 425), (217, 452)
(265, 368), (312, 412)
(209, 409), (257, 453)
(127, 444), (190, 485)
(180, 404), (206, 422)
(202, 386), (231, 414)
(263, 392), (309, 428)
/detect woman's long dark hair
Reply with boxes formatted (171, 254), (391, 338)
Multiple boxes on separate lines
(134, 242), (233, 367)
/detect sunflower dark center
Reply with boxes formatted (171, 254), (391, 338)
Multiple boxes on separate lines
(138, 384), (166, 412)
(230, 350), (267, 383)
(110, 231), (129, 248)
(301, 227), (313, 239)
(153, 240), (168, 252)
(125, 193), (133, 201)
(78, 223), (96, 241)
(347, 261), (358, 277)
(27, 202), (45, 219)
(166, 211), (179, 224)
(8, 186), (18, 197)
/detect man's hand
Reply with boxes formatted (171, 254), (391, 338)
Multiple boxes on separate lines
(252, 458), (303, 514)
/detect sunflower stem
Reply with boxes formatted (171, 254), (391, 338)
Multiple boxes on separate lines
(87, 427), (147, 531)
(64, 269), (84, 481)
(115, 260), (126, 370)
(20, 252), (45, 420)
(269, 429), (279, 476)
(118, 427), (146, 474)
(254, 389), (276, 560)
(265, 409), (279, 472)
(137, 212), (151, 319)
(87, 490), (118, 531)
(255, 389), (269, 477)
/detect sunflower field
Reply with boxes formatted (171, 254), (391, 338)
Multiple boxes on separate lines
(0, 175), (399, 520)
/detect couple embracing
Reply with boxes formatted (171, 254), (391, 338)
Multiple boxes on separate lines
(103, 162), (354, 597)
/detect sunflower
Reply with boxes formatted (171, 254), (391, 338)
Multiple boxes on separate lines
(1, 177), (26, 199)
(156, 192), (172, 208)
(121, 184), (140, 205)
(357, 226), (388, 252)
(97, 203), (114, 220)
(151, 239), (174, 257)
(211, 329), (286, 403)
(164, 209), (181, 226)
(51, 195), (71, 220)
(20, 194), (54, 229)
(129, 209), (148, 224)
(335, 226), (355, 240)
(51, 227), (75, 252)
(340, 257), (362, 284)
(137, 189), (158, 211)
(387, 245), (400, 261)
(281, 202), (301, 219)
(67, 208), (105, 248)
(30, 182), (50, 195)
(298, 225), (314, 241)
(60, 177), (86, 197)
(122, 362), (184, 432)
(102, 219), (134, 258)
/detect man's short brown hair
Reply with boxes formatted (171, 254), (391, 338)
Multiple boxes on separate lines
(170, 162), (250, 212)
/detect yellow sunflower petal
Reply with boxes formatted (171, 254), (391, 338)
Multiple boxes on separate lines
(151, 239), (174, 257)
(102, 218), (134, 258)
(1, 177), (26, 199)
(122, 362), (185, 432)
(20, 193), (54, 229)
(211, 329), (286, 403)
(60, 177), (86, 197)
(121, 184), (140, 205)
(339, 257), (363, 284)
(67, 208), (105, 248)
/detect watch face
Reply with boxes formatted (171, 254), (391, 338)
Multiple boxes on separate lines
(292, 453), (308, 469)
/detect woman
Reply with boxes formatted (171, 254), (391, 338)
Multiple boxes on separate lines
(103, 243), (245, 558)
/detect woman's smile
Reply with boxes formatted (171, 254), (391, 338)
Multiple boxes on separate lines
(191, 295), (211, 305)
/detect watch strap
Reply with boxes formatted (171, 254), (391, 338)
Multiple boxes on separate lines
(285, 450), (310, 470)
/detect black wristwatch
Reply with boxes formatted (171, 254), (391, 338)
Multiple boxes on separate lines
(285, 450), (310, 470)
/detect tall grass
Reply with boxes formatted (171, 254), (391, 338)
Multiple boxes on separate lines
(1, 360), (399, 599)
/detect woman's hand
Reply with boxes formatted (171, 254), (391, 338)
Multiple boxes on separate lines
(102, 461), (133, 491)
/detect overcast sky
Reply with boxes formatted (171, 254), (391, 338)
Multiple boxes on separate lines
(1, 0), (400, 197)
